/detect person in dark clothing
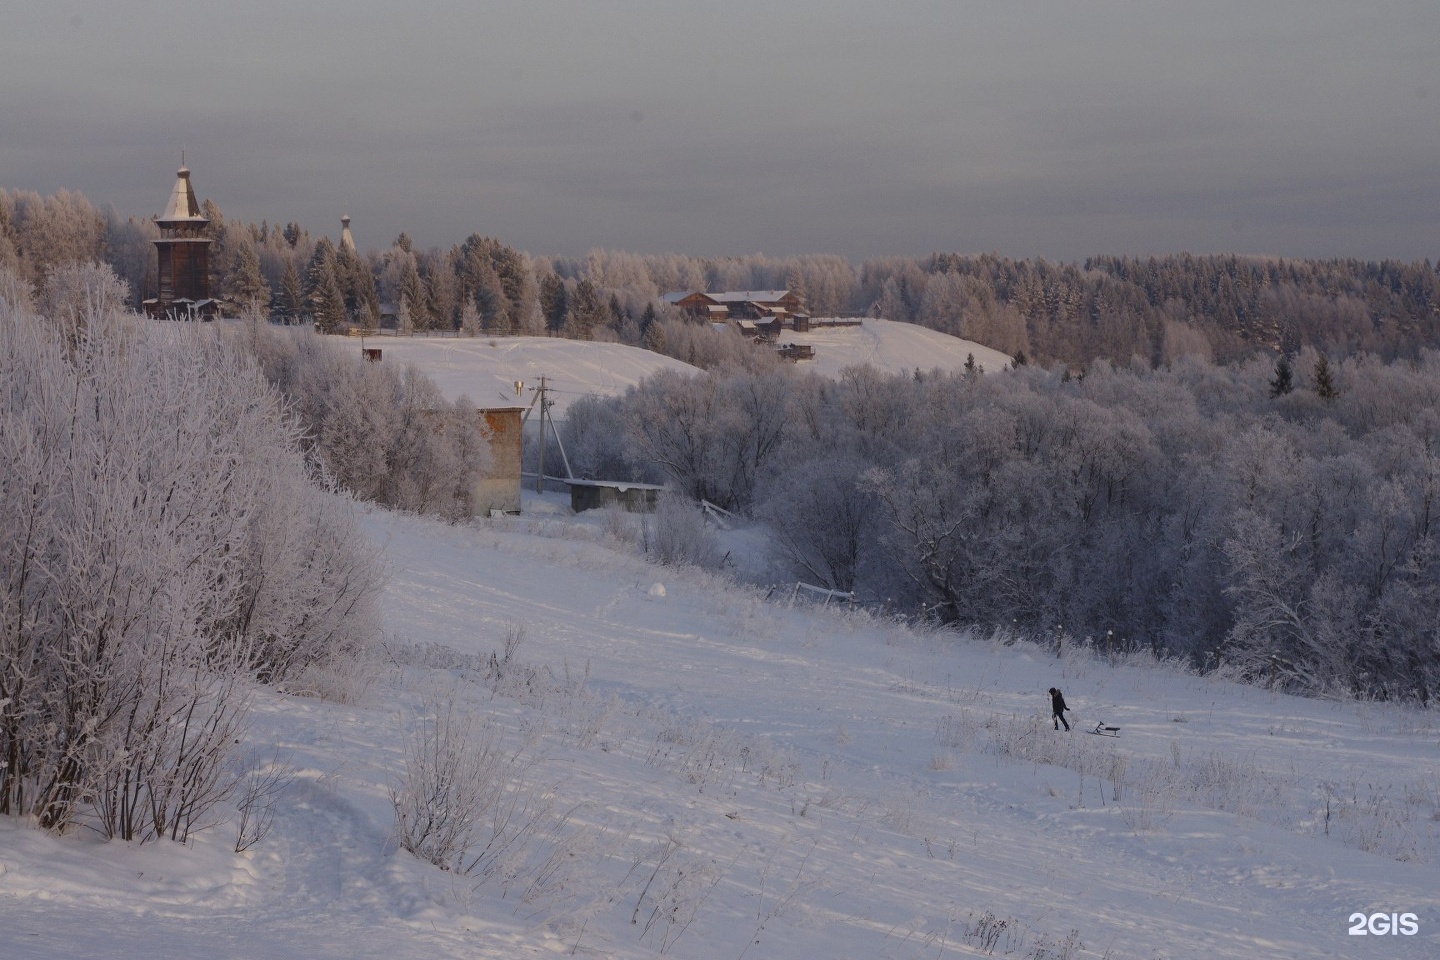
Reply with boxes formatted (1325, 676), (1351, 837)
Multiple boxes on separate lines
(1048, 687), (1070, 731)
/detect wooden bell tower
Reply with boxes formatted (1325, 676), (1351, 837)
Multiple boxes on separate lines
(144, 160), (218, 318)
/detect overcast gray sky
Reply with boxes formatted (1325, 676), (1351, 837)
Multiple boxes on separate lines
(3, 1), (1436, 261)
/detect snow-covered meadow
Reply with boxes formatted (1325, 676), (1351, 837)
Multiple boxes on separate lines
(348, 318), (1010, 416)
(3, 491), (1438, 960)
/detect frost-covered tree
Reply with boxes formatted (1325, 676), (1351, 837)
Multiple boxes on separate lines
(278, 259), (304, 324)
(224, 231), (271, 314)
(238, 322), (493, 521)
(0, 291), (382, 839)
(305, 237), (346, 333)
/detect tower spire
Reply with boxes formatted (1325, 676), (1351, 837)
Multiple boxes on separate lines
(340, 213), (357, 253)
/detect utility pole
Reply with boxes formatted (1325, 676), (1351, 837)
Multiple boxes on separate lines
(535, 375), (548, 494)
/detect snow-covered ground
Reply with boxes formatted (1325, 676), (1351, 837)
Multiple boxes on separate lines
(347, 335), (699, 417)
(785, 317), (1012, 380)
(349, 319), (1009, 416)
(4, 493), (1437, 960)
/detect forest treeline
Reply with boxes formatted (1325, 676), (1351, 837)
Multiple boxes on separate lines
(3, 185), (1437, 366)
(560, 350), (1440, 702)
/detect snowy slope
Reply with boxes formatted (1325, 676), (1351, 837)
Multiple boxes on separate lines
(348, 335), (699, 417)
(786, 317), (1012, 380)
(3, 495), (1437, 960)
(350, 319), (1009, 417)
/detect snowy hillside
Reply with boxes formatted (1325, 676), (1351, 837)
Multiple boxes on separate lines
(784, 317), (1012, 380)
(346, 335), (699, 417)
(350, 319), (1009, 416)
(3, 494), (1437, 960)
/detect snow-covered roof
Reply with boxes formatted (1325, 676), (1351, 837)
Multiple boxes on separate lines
(564, 478), (667, 491)
(157, 165), (207, 224)
(707, 290), (790, 304)
(661, 291), (702, 303)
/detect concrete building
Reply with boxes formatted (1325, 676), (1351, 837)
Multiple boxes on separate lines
(474, 406), (525, 515)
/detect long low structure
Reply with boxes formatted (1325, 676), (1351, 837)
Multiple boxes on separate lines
(565, 478), (666, 513)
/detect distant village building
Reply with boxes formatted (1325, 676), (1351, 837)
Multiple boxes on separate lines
(661, 289), (804, 322)
(144, 162), (221, 319)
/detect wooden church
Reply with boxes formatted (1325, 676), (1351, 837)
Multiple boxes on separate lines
(143, 161), (221, 319)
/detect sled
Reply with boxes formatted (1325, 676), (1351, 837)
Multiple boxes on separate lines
(1089, 720), (1120, 737)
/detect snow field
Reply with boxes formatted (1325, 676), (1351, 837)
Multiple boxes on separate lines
(2, 495), (1438, 959)
(355, 319), (1008, 419)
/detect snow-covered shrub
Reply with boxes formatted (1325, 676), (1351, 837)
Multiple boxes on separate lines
(1117, 760), (1178, 833)
(647, 492), (721, 568)
(0, 294), (382, 838)
(390, 694), (567, 884)
(222, 478), (383, 691)
(231, 751), (296, 853)
(39, 260), (128, 346)
(933, 709), (983, 753)
(630, 836), (727, 954)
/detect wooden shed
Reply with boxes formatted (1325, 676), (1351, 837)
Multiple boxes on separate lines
(565, 479), (666, 513)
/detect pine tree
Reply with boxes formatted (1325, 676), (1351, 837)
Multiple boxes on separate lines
(566, 279), (604, 340)
(455, 234), (529, 333)
(305, 238), (346, 333)
(1269, 354), (1294, 398)
(1313, 354), (1338, 401)
(279, 260), (304, 324)
(540, 273), (569, 335)
(398, 256), (430, 330)
(608, 293), (628, 335)
(224, 234), (270, 315)
(335, 244), (379, 330)
(473, 261), (511, 333)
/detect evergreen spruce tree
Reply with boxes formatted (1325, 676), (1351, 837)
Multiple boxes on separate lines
(643, 316), (665, 353)
(305, 237), (346, 333)
(473, 261), (511, 333)
(540, 273), (568, 335)
(334, 244), (375, 327)
(1269, 354), (1294, 398)
(455, 234), (528, 333)
(566, 278), (604, 340)
(398, 256), (430, 330)
(224, 234), (270, 315)
(608, 293), (628, 336)
(279, 260), (304, 324)
(1313, 354), (1338, 402)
